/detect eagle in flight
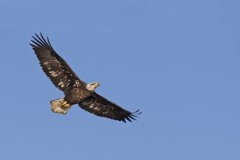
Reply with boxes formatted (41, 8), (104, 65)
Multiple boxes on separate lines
(30, 33), (141, 122)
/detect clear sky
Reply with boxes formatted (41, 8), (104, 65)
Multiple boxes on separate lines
(0, 0), (240, 159)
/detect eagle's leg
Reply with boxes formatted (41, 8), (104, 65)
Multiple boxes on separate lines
(50, 98), (71, 115)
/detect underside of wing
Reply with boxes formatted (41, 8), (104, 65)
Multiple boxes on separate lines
(78, 93), (141, 123)
(30, 33), (85, 92)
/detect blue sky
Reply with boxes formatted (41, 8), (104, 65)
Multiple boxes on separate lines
(0, 0), (240, 159)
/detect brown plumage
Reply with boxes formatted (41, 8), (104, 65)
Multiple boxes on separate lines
(30, 33), (141, 122)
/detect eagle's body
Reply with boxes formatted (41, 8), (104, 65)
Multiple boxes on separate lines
(63, 81), (91, 105)
(30, 33), (140, 122)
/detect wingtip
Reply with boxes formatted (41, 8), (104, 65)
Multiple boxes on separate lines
(34, 32), (39, 38)
(32, 32), (43, 39)
(132, 109), (142, 116)
(29, 43), (34, 47)
(30, 32), (53, 49)
(122, 109), (142, 123)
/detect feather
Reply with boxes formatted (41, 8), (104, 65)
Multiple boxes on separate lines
(30, 33), (85, 92)
(79, 93), (141, 122)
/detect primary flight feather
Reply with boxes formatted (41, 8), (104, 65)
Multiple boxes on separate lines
(30, 33), (141, 122)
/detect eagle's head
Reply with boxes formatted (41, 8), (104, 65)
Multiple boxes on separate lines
(86, 82), (100, 91)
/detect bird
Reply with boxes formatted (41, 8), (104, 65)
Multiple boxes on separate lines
(30, 33), (141, 123)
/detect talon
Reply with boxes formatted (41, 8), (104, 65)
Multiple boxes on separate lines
(50, 98), (71, 114)
(62, 101), (70, 108)
(63, 103), (70, 108)
(62, 101), (68, 105)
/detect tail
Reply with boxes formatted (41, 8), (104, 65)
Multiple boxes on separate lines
(50, 98), (71, 115)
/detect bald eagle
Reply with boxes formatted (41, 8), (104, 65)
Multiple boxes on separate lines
(30, 33), (141, 122)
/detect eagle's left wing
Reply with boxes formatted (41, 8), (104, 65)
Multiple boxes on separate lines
(78, 93), (141, 122)
(30, 33), (85, 92)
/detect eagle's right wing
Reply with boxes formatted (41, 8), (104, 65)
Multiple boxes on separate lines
(78, 93), (141, 122)
(30, 33), (85, 92)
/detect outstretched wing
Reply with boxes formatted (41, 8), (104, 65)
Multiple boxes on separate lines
(30, 33), (85, 92)
(78, 93), (141, 122)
